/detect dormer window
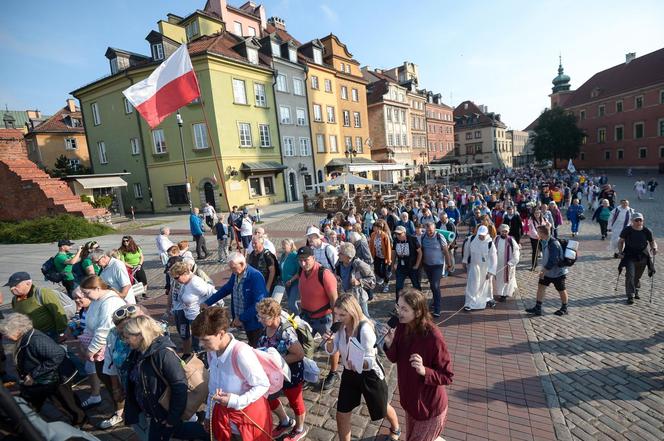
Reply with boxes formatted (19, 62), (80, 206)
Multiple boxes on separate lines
(151, 43), (164, 61)
(288, 48), (297, 63)
(185, 21), (199, 41)
(67, 116), (82, 127)
(247, 48), (259, 65)
(110, 58), (119, 74)
(313, 48), (322, 65)
(271, 41), (281, 57)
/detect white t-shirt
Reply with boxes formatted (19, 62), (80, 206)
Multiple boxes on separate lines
(180, 275), (217, 320)
(246, 238), (277, 255)
(240, 217), (253, 236)
(101, 258), (136, 305)
(156, 234), (174, 255)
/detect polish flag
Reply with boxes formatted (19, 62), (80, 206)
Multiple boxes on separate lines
(123, 44), (200, 129)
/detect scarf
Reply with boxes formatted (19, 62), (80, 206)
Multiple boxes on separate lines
(495, 236), (514, 284)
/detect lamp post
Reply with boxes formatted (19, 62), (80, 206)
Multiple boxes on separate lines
(344, 148), (358, 193)
(419, 151), (428, 186)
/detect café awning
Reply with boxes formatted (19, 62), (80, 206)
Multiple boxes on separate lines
(73, 176), (128, 189)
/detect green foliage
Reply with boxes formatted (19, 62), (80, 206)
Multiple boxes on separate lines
(0, 215), (114, 244)
(92, 195), (113, 209)
(46, 155), (92, 178)
(80, 195), (93, 204)
(532, 107), (584, 164)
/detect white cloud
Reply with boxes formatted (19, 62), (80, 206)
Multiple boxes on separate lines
(319, 4), (338, 22)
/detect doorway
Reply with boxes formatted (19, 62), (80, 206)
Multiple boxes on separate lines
(289, 173), (299, 201)
(203, 182), (216, 209)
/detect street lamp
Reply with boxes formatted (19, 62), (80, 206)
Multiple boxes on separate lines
(419, 151), (428, 186)
(344, 148), (358, 163)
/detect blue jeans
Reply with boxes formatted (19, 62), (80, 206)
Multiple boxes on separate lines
(287, 281), (300, 315)
(570, 220), (580, 233)
(148, 420), (207, 441)
(395, 266), (421, 300)
(423, 264), (444, 314)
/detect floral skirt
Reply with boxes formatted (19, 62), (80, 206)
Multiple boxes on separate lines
(405, 406), (448, 441)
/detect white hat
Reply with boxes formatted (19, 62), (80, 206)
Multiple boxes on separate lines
(447, 201), (456, 207)
(477, 225), (489, 236)
(306, 226), (324, 238)
(498, 224), (510, 233)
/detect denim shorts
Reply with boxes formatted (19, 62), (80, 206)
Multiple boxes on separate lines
(301, 312), (333, 337)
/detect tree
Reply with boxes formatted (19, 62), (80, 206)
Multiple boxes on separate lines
(46, 155), (91, 178)
(532, 107), (584, 166)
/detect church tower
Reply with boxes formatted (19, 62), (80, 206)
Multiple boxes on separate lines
(549, 56), (574, 108)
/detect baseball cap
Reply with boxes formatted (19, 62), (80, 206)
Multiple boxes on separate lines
(477, 225), (489, 236)
(632, 212), (644, 220)
(394, 225), (407, 234)
(58, 239), (75, 247)
(296, 246), (314, 258)
(305, 226), (323, 238)
(4, 271), (31, 288)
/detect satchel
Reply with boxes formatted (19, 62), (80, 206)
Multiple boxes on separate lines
(578, 214), (586, 221)
(150, 348), (209, 421)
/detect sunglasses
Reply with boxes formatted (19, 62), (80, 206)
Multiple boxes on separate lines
(173, 273), (189, 280)
(113, 304), (138, 321)
(633, 219), (643, 222)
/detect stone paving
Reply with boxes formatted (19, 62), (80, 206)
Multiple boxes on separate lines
(4, 172), (664, 441)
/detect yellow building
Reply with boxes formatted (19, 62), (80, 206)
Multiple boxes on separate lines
(25, 99), (91, 172)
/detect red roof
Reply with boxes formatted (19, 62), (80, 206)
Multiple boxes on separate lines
(30, 106), (84, 134)
(266, 24), (301, 46)
(187, 31), (271, 68)
(453, 100), (506, 128)
(564, 47), (664, 108)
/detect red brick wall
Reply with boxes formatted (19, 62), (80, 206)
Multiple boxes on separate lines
(0, 129), (28, 161)
(425, 103), (455, 161)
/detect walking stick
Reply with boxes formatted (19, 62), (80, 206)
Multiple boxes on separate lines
(649, 255), (656, 304)
(614, 267), (622, 292)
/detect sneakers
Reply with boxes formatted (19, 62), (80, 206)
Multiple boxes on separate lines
(525, 306), (542, 316)
(322, 371), (339, 390)
(98, 414), (123, 429)
(634, 290), (641, 300)
(283, 427), (309, 441)
(382, 284), (390, 293)
(487, 300), (497, 309)
(553, 308), (568, 316)
(81, 395), (101, 409)
(627, 297), (635, 305)
(462, 307), (471, 312)
(272, 418), (295, 438)
(432, 311), (441, 317)
(614, 253), (620, 259)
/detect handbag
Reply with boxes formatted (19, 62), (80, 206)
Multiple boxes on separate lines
(578, 214), (586, 221)
(150, 348), (209, 421)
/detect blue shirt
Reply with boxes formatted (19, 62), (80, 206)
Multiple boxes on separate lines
(421, 233), (446, 266)
(541, 238), (568, 278)
(340, 263), (353, 291)
(189, 214), (204, 236)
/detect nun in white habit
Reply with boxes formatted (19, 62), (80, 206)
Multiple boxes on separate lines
(494, 223), (520, 301)
(462, 225), (498, 311)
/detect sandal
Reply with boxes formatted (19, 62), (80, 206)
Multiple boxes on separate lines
(389, 427), (401, 441)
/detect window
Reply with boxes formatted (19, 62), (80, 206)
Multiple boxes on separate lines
(351, 88), (359, 102)
(324, 79), (332, 93)
(345, 64), (350, 74)
(271, 41), (281, 56)
(288, 48), (297, 63)
(313, 104), (322, 122)
(304, 174), (313, 191)
(185, 21), (199, 40)
(311, 76), (319, 89)
(342, 110), (350, 127)
(616, 101), (623, 112)
(296, 108), (306, 126)
(395, 134), (400, 146)
(152, 129), (167, 154)
(293, 78), (305, 96)
(98, 141), (108, 164)
(659, 118), (664, 136)
(232, 79), (247, 104)
(233, 21), (243, 36)
(598, 128), (606, 143)
(355, 136), (363, 153)
(615, 126), (624, 141)
(316, 134), (325, 152)
(238, 123), (252, 147)
(386, 108), (392, 122)
(634, 122), (644, 139)
(474, 130), (481, 139)
(276, 74), (288, 92)
(387, 134), (393, 146)
(579, 110), (585, 121)
(329, 135), (338, 152)
(639, 147), (647, 159)
(598, 105), (605, 117)
(64, 138), (77, 150)
(466, 132), (473, 140)
(249, 176), (275, 197)
(635, 96), (643, 109)
(604, 150), (611, 160)
(582, 135), (588, 144)
(326, 106), (335, 123)
(283, 137), (295, 156)
(259, 124), (271, 147)
(279, 106), (292, 124)
(313, 48), (322, 65)
(299, 137), (311, 156)
(402, 134), (407, 146)
(193, 123), (208, 149)
(247, 48), (258, 65)
(130, 138), (140, 155)
(167, 184), (188, 205)
(344, 136), (352, 150)
(340, 62), (345, 71)
(617, 149), (624, 160)
(124, 98), (133, 114)
(67, 159), (80, 171)
(341, 86), (348, 100)
(475, 144), (482, 153)
(660, 146), (664, 158)
(110, 58), (119, 75)
(254, 83), (266, 107)
(133, 183), (143, 198)
(91, 102), (101, 125)
(151, 43), (164, 60)
(247, 26), (256, 37)
(400, 110), (406, 123)
(353, 112), (361, 128)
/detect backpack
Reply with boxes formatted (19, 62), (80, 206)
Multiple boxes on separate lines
(230, 341), (290, 396)
(556, 238), (577, 267)
(281, 314), (316, 359)
(35, 287), (77, 320)
(41, 257), (65, 284)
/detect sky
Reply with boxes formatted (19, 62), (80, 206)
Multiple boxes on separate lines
(1, 0), (663, 130)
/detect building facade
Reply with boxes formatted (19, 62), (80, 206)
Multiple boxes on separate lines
(507, 129), (532, 168)
(453, 101), (512, 169)
(423, 91), (455, 162)
(550, 50), (664, 169)
(25, 99), (90, 172)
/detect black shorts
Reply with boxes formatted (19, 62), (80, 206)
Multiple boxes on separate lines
(337, 369), (388, 421)
(241, 235), (252, 249)
(539, 275), (566, 291)
(174, 309), (191, 339)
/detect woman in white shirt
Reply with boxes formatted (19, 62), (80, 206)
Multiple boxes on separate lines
(323, 294), (401, 441)
(192, 306), (272, 441)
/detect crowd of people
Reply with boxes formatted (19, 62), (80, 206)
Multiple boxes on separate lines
(0, 167), (658, 441)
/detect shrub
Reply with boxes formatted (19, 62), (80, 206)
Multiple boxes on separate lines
(92, 195), (113, 209)
(0, 214), (115, 244)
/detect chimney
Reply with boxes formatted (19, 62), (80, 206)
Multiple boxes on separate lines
(66, 98), (77, 113)
(26, 109), (42, 119)
(267, 16), (286, 30)
(625, 52), (636, 64)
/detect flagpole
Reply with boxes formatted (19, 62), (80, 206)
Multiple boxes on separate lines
(176, 110), (194, 213)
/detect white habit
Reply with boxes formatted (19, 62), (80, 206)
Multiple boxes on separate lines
(462, 235), (497, 310)
(494, 235), (520, 298)
(608, 206), (634, 252)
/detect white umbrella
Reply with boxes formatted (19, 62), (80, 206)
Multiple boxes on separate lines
(320, 173), (390, 187)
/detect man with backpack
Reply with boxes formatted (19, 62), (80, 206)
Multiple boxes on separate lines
(53, 239), (82, 295)
(247, 236), (279, 294)
(6, 272), (68, 342)
(306, 226), (338, 270)
(294, 246), (340, 390)
(618, 213), (657, 305)
(525, 224), (569, 317)
(421, 222), (454, 318)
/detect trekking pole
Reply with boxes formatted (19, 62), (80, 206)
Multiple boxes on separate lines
(614, 268), (622, 292)
(650, 255), (656, 304)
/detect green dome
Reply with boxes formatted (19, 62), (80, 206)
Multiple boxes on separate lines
(552, 60), (571, 92)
